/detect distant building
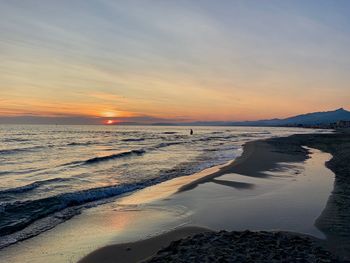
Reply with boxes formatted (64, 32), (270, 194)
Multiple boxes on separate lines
(335, 120), (350, 128)
(285, 120), (350, 129)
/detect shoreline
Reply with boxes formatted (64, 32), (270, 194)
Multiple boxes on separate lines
(78, 226), (212, 263)
(80, 129), (350, 262)
(177, 137), (308, 193)
(1, 129), (348, 262)
(0, 146), (237, 250)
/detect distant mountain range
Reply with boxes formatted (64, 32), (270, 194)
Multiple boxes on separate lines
(152, 108), (350, 126)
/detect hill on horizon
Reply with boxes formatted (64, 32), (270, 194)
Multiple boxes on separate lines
(158, 108), (350, 127)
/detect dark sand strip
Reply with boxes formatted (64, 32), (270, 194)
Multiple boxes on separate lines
(146, 230), (337, 263)
(178, 138), (308, 192)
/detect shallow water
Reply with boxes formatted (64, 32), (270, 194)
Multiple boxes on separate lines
(168, 148), (334, 238)
(0, 125), (323, 246)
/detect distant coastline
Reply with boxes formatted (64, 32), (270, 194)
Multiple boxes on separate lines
(1, 108), (349, 126)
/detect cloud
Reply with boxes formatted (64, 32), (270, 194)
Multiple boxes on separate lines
(0, 0), (349, 121)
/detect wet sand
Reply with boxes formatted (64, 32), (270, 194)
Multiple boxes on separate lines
(178, 137), (308, 192)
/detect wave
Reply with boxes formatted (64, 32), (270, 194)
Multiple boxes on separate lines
(76, 139), (233, 167)
(61, 149), (147, 167)
(202, 148), (219, 152)
(0, 150), (232, 240)
(255, 131), (271, 135)
(0, 179), (159, 237)
(2, 138), (31, 142)
(0, 178), (70, 196)
(0, 168), (44, 177)
(194, 135), (237, 142)
(84, 149), (146, 164)
(153, 142), (182, 148)
(0, 140), (227, 238)
(67, 141), (94, 146)
(0, 145), (44, 155)
(0, 141), (244, 247)
(63, 142), (185, 167)
(121, 138), (145, 142)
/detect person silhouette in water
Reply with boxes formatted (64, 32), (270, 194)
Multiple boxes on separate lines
(190, 129), (193, 135)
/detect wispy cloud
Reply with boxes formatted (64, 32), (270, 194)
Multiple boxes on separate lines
(0, 0), (349, 123)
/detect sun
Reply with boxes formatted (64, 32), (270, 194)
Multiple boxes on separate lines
(106, 120), (114, 125)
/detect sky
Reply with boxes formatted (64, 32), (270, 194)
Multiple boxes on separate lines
(0, 0), (349, 124)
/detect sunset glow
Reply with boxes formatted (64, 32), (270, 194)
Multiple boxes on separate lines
(0, 1), (349, 124)
(1, 2), (350, 261)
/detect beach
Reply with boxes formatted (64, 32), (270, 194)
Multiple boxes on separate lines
(1, 128), (349, 263)
(2, 0), (350, 261)
(78, 129), (350, 263)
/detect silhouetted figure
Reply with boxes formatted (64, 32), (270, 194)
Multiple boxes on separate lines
(190, 129), (193, 135)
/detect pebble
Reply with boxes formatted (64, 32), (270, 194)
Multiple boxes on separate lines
(145, 231), (339, 263)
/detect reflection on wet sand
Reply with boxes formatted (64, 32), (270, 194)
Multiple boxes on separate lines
(210, 178), (255, 190)
(271, 131), (350, 261)
(153, 148), (333, 239)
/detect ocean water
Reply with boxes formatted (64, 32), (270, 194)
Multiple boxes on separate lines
(0, 125), (324, 247)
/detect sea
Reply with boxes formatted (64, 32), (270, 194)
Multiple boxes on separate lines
(0, 124), (325, 247)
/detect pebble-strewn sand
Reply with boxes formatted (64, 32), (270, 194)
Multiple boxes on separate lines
(146, 230), (338, 263)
